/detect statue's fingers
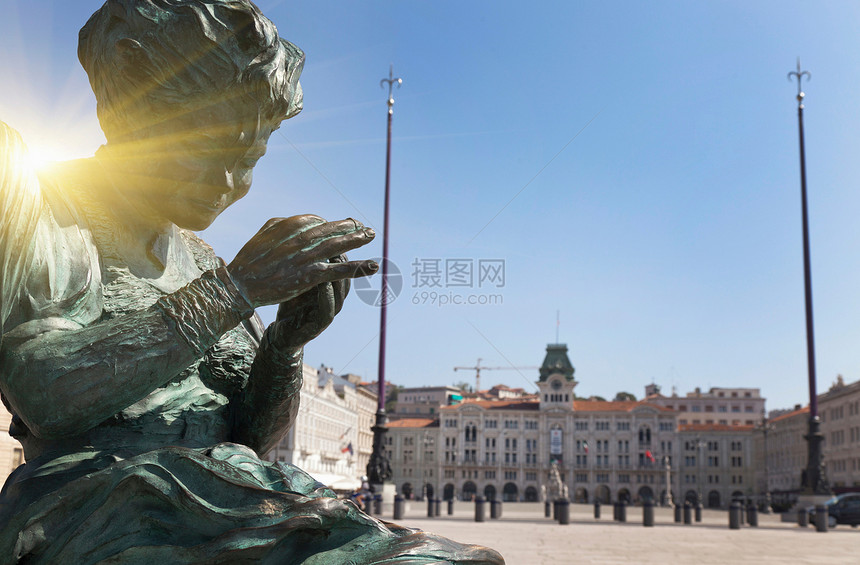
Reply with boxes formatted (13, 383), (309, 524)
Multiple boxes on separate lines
(316, 282), (337, 325)
(297, 218), (367, 249)
(305, 226), (375, 261)
(260, 214), (326, 241)
(302, 260), (378, 286)
(333, 277), (349, 314)
(328, 255), (350, 314)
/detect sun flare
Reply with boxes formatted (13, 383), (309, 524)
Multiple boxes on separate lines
(23, 139), (86, 171)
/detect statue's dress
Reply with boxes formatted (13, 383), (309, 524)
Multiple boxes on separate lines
(0, 123), (503, 564)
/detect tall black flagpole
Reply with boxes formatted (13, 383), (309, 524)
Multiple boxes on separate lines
(788, 59), (830, 498)
(367, 65), (402, 488)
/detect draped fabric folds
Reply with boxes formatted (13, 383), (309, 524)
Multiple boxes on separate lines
(0, 124), (503, 564)
(0, 444), (500, 564)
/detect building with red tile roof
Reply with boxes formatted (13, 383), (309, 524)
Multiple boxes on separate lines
(385, 343), (692, 506)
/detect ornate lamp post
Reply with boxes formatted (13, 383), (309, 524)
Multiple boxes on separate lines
(366, 66), (402, 490)
(759, 409), (775, 513)
(664, 455), (674, 508)
(497, 429), (505, 501)
(788, 60), (830, 498)
(421, 430), (433, 500)
(695, 436), (705, 508)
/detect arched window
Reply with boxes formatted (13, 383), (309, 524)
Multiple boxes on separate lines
(708, 490), (721, 508)
(462, 481), (477, 501)
(465, 423), (477, 442)
(685, 490), (698, 505)
(484, 484), (496, 501)
(503, 482), (519, 502)
(637, 486), (654, 503)
(595, 485), (611, 504)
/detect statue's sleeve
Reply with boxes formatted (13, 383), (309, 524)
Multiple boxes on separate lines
(0, 124), (254, 439)
(0, 122), (43, 333)
(0, 122), (103, 337)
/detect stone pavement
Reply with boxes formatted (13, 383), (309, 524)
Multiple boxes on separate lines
(393, 502), (858, 565)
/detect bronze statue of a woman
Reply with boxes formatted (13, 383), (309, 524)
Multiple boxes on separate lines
(0, 1), (503, 563)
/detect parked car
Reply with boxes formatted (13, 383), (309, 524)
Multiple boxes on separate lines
(808, 493), (860, 528)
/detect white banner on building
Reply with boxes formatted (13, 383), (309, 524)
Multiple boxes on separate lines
(550, 428), (562, 455)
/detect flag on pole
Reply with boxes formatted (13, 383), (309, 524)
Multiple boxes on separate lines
(583, 440), (589, 454)
(645, 449), (655, 463)
(341, 442), (354, 456)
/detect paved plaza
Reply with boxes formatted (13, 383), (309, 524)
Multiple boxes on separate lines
(393, 502), (859, 565)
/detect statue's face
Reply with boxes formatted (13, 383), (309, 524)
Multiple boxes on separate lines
(127, 96), (274, 231)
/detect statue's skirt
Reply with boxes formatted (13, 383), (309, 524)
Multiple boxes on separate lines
(0, 443), (503, 564)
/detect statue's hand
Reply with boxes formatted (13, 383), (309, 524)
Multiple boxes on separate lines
(227, 215), (376, 308)
(268, 260), (349, 349)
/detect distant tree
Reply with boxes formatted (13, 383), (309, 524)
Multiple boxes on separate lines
(452, 381), (473, 393)
(585, 395), (606, 402)
(385, 384), (403, 413)
(614, 391), (637, 402)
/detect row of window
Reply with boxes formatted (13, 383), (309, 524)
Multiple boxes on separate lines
(445, 419), (675, 433)
(682, 456), (721, 467)
(688, 405), (755, 413)
(479, 437), (539, 452)
(684, 440), (745, 452)
(829, 458), (860, 473)
(831, 430), (846, 446)
(446, 418), (544, 429)
(679, 418), (756, 426)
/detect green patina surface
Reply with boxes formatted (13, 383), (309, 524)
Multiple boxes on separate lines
(0, 1), (503, 563)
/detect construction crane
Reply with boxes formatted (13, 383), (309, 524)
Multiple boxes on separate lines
(453, 358), (539, 393)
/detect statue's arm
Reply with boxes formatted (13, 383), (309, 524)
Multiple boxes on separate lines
(0, 267), (253, 439)
(231, 278), (347, 455)
(231, 329), (304, 455)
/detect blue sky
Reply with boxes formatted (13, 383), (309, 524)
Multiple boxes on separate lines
(2, 1), (860, 412)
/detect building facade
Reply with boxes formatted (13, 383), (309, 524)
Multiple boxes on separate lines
(265, 364), (377, 491)
(819, 376), (860, 491)
(392, 386), (463, 418)
(649, 387), (765, 428)
(752, 405), (808, 509)
(387, 344), (689, 506)
(386, 417), (440, 499)
(677, 424), (756, 508)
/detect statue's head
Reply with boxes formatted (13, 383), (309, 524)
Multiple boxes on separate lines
(79, 0), (303, 143)
(78, 0), (304, 230)
(77, 0), (304, 229)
